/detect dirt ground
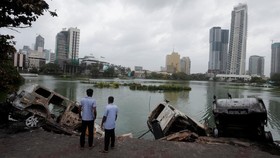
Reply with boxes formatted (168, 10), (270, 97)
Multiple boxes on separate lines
(0, 128), (280, 158)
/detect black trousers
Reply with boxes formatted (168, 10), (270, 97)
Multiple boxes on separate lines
(80, 120), (94, 147)
(104, 128), (115, 151)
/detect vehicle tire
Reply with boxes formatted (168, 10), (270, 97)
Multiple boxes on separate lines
(25, 115), (45, 128)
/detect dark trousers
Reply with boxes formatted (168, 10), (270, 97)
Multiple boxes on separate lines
(104, 128), (115, 151)
(80, 120), (94, 147)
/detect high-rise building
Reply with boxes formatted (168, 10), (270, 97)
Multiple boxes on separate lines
(166, 52), (180, 73)
(55, 29), (68, 69)
(208, 27), (229, 74)
(55, 27), (80, 70)
(50, 53), (56, 64)
(35, 35), (44, 51)
(271, 43), (280, 77)
(180, 57), (191, 75)
(248, 55), (264, 77)
(227, 3), (248, 75)
(68, 27), (80, 64)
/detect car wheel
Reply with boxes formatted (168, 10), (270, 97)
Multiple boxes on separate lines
(25, 115), (44, 128)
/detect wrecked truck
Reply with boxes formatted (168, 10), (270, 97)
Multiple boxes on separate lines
(5, 84), (104, 137)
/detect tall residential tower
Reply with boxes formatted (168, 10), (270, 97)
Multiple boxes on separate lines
(208, 27), (229, 74)
(180, 57), (191, 75)
(35, 35), (44, 52)
(271, 43), (280, 77)
(248, 55), (264, 77)
(166, 52), (180, 73)
(55, 27), (80, 70)
(227, 3), (248, 75)
(68, 27), (80, 64)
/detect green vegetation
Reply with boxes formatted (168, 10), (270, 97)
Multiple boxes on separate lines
(93, 82), (120, 88)
(249, 77), (266, 84)
(40, 63), (61, 75)
(86, 81), (191, 91)
(0, 60), (24, 93)
(0, 35), (24, 93)
(129, 83), (191, 91)
(271, 73), (280, 86)
(146, 72), (210, 81)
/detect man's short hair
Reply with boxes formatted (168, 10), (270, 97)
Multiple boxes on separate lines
(86, 89), (93, 96)
(108, 96), (114, 103)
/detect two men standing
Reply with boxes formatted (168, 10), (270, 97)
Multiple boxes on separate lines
(79, 89), (118, 153)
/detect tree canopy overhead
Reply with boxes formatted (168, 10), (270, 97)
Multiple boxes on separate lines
(0, 0), (57, 28)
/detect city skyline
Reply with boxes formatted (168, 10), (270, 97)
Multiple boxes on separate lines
(2, 0), (280, 76)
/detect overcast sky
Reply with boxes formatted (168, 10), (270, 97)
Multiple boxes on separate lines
(2, 0), (280, 76)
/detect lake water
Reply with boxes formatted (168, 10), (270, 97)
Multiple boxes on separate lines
(10, 75), (280, 140)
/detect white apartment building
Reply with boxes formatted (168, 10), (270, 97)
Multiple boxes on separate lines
(227, 3), (248, 75)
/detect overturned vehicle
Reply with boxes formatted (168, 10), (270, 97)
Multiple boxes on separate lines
(5, 84), (103, 137)
(212, 96), (272, 142)
(147, 102), (208, 140)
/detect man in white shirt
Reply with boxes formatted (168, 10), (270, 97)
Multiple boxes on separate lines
(79, 89), (97, 150)
(101, 96), (118, 153)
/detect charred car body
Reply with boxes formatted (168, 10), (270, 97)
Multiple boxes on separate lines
(147, 102), (207, 140)
(6, 84), (103, 137)
(212, 96), (272, 141)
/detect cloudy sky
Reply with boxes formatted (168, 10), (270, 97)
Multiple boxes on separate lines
(2, 0), (280, 76)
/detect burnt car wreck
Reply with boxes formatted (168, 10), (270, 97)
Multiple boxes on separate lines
(147, 102), (208, 141)
(2, 84), (103, 137)
(147, 96), (273, 143)
(212, 96), (272, 142)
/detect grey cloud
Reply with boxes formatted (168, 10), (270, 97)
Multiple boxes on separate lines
(3, 0), (280, 75)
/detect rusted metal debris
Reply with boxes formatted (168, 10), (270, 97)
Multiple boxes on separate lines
(1, 84), (104, 137)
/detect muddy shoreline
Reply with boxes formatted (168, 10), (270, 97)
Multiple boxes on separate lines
(0, 128), (280, 158)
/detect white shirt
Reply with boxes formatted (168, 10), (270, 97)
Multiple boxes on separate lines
(103, 104), (118, 130)
(80, 96), (96, 121)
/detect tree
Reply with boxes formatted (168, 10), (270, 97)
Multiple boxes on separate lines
(90, 63), (100, 78)
(103, 65), (115, 77)
(0, 0), (57, 93)
(250, 77), (266, 84)
(171, 72), (188, 80)
(40, 63), (61, 74)
(271, 73), (280, 86)
(0, 0), (57, 28)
